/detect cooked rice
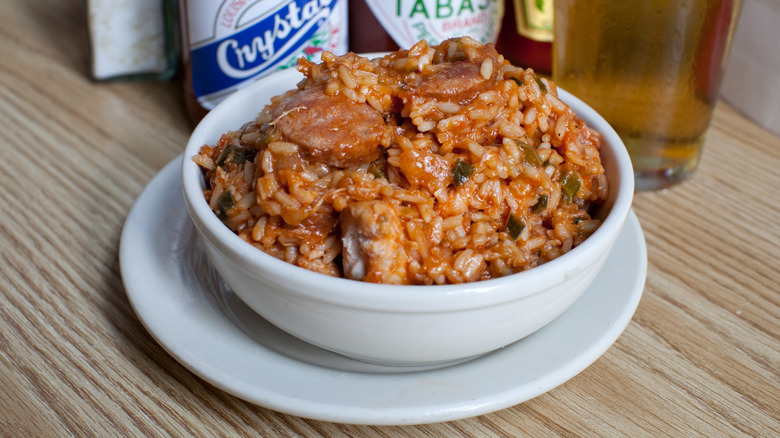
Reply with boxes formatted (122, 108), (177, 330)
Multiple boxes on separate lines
(194, 37), (608, 285)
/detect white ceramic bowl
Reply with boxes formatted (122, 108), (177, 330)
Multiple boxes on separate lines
(182, 67), (635, 367)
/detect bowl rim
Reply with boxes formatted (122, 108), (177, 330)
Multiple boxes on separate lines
(181, 65), (634, 307)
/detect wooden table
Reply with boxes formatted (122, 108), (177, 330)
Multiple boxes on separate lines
(2, 2), (778, 436)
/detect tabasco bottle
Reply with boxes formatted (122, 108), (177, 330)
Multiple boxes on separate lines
(180, 0), (349, 123)
(348, 0), (505, 53)
(496, 0), (553, 74)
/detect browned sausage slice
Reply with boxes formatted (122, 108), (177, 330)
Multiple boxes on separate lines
(271, 86), (389, 168)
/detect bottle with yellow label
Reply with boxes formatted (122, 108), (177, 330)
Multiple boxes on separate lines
(496, 0), (553, 74)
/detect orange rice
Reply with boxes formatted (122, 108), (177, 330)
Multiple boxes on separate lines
(193, 37), (608, 285)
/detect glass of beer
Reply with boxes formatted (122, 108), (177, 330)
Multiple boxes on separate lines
(552, 0), (743, 190)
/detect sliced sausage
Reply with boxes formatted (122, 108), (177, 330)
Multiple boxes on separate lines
(271, 86), (389, 168)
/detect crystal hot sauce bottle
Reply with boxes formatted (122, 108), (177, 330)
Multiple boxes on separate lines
(181, 0), (348, 123)
(348, 0), (504, 53)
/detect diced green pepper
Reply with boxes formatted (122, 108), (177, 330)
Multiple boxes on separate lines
(532, 194), (549, 213)
(367, 161), (386, 179)
(216, 145), (255, 167)
(535, 77), (548, 94)
(231, 148), (248, 164)
(217, 189), (234, 220)
(510, 76), (547, 94)
(516, 140), (542, 166)
(507, 213), (526, 240)
(560, 170), (581, 204)
(215, 145), (234, 167)
(453, 159), (475, 187)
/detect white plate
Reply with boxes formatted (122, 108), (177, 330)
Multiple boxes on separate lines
(120, 156), (647, 425)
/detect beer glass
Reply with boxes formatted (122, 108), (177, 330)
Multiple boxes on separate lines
(553, 0), (743, 190)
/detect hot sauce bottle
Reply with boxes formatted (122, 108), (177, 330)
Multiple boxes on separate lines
(180, 0), (348, 123)
(348, 0), (504, 53)
(496, 0), (553, 74)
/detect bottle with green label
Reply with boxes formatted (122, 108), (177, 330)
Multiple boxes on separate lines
(349, 0), (504, 53)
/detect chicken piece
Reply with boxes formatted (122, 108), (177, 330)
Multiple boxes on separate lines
(395, 146), (450, 194)
(340, 201), (409, 284)
(271, 86), (389, 168)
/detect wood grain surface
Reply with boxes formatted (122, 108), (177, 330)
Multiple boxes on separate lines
(1, 1), (777, 436)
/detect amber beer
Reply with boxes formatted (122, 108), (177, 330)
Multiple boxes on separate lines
(553, 0), (742, 190)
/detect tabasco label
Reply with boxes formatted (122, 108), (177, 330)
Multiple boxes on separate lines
(362, 0), (504, 48)
(183, 0), (348, 110)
